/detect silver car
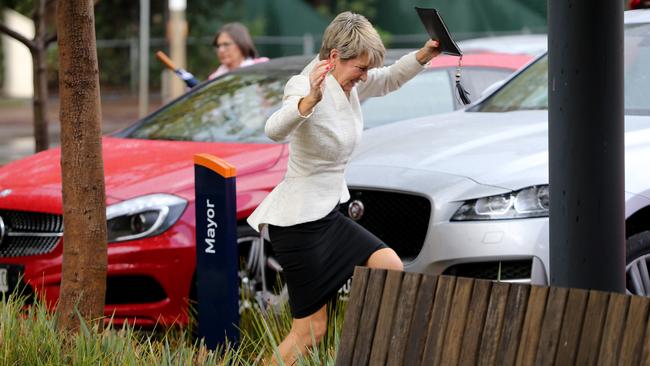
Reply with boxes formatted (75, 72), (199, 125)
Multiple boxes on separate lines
(343, 9), (650, 294)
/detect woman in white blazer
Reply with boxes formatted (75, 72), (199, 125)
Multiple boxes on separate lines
(247, 12), (440, 364)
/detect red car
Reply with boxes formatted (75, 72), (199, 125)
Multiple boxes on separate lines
(0, 51), (531, 327)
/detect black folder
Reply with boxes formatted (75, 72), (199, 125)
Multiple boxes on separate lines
(415, 7), (462, 57)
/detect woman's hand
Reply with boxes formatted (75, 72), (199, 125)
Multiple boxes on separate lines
(299, 60), (331, 116)
(416, 39), (441, 65)
(309, 60), (331, 100)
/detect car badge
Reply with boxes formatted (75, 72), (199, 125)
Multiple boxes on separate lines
(348, 200), (365, 221)
(0, 189), (11, 198)
(0, 215), (5, 247)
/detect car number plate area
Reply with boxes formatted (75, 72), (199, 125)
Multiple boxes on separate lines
(0, 264), (24, 296)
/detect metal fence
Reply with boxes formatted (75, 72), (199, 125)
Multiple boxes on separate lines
(65, 29), (536, 95)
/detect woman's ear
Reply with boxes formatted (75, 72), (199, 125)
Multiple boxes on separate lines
(328, 49), (339, 72)
(329, 49), (339, 63)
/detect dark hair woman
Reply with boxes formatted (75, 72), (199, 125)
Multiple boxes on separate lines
(208, 22), (268, 80)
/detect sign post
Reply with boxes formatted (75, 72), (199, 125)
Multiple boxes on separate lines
(193, 153), (239, 349)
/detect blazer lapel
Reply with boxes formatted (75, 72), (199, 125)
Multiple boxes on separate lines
(325, 74), (350, 113)
(349, 88), (362, 123)
(325, 76), (364, 136)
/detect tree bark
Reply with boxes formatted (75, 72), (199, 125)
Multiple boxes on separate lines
(56, 0), (107, 333)
(0, 0), (52, 153)
(32, 0), (49, 152)
(31, 48), (49, 152)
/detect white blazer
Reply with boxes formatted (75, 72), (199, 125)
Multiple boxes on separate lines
(247, 51), (425, 231)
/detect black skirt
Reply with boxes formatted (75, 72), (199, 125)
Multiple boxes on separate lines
(268, 206), (387, 318)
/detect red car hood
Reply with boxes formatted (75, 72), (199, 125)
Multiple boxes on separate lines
(0, 136), (284, 201)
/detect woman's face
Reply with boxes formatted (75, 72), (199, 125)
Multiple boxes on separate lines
(330, 52), (371, 93)
(216, 33), (244, 69)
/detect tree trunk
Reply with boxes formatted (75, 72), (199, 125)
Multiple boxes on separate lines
(56, 0), (107, 333)
(32, 47), (49, 152)
(33, 0), (49, 152)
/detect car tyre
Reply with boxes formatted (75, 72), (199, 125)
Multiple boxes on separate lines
(626, 230), (650, 296)
(236, 225), (288, 313)
(188, 226), (288, 321)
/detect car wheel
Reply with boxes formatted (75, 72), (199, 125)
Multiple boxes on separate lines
(626, 230), (650, 296)
(188, 226), (288, 317)
(237, 225), (288, 313)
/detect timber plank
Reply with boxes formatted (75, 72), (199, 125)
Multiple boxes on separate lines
(351, 269), (387, 366)
(402, 274), (438, 365)
(597, 293), (630, 365)
(496, 283), (530, 365)
(639, 299), (650, 365)
(338, 270), (649, 366)
(386, 272), (422, 366)
(620, 295), (650, 366)
(554, 288), (588, 365)
(368, 270), (404, 366)
(534, 286), (569, 365)
(439, 277), (475, 365)
(477, 282), (510, 366)
(459, 278), (492, 366)
(515, 285), (549, 366)
(336, 267), (370, 366)
(420, 276), (457, 365)
(575, 290), (609, 366)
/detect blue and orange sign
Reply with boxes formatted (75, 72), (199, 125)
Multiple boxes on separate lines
(193, 153), (239, 349)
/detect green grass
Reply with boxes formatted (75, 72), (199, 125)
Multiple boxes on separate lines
(0, 289), (345, 365)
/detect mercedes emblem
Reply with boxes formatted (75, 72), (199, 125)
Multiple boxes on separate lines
(348, 200), (365, 221)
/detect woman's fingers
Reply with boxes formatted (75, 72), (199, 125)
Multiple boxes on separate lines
(427, 39), (441, 57)
(310, 60), (330, 97)
(314, 61), (329, 81)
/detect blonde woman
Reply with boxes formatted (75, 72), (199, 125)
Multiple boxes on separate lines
(247, 11), (440, 364)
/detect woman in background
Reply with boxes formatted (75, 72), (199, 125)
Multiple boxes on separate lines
(208, 22), (269, 80)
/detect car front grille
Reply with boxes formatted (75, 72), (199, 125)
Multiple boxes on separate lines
(339, 189), (431, 260)
(442, 259), (533, 281)
(0, 210), (63, 257)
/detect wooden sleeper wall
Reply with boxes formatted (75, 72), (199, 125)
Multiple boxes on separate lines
(335, 267), (650, 366)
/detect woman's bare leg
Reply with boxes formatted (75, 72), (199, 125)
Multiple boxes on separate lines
(365, 247), (403, 271)
(268, 248), (400, 364)
(269, 304), (328, 366)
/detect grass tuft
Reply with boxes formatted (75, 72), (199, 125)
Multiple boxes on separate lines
(0, 286), (346, 365)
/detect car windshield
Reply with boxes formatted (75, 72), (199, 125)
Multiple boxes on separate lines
(125, 71), (290, 143)
(122, 56), (521, 143)
(362, 70), (454, 129)
(475, 23), (650, 115)
(125, 67), (458, 143)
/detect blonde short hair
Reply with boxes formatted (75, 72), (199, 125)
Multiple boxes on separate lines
(319, 12), (385, 68)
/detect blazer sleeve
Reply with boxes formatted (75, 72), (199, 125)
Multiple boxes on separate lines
(357, 51), (425, 100)
(265, 75), (313, 142)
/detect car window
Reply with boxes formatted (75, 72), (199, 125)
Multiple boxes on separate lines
(625, 23), (650, 114)
(361, 70), (454, 129)
(459, 68), (516, 101)
(476, 23), (650, 115)
(475, 57), (548, 112)
(126, 72), (289, 143)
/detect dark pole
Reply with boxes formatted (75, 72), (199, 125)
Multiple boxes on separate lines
(548, 0), (625, 292)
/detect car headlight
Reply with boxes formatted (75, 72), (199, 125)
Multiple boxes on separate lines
(106, 194), (187, 242)
(451, 185), (549, 221)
